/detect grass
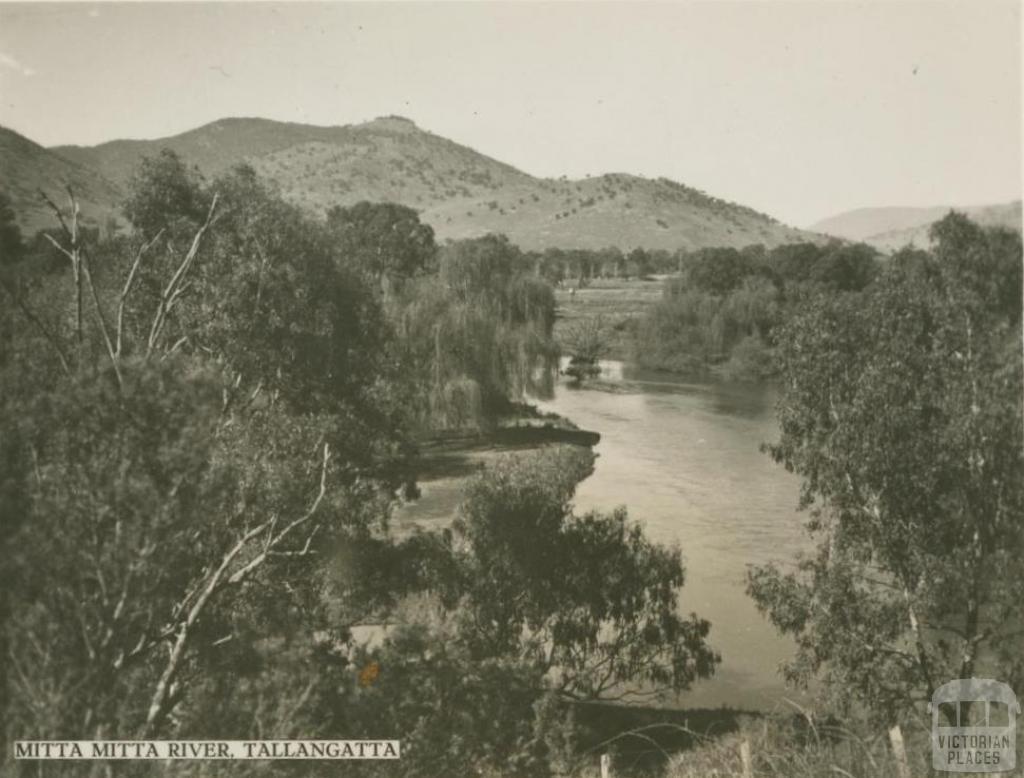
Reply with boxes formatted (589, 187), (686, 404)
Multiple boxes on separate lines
(565, 708), (1024, 778)
(553, 277), (665, 361)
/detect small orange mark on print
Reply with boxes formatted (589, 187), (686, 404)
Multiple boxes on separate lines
(358, 661), (380, 688)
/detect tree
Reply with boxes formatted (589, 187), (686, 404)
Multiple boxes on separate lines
(447, 447), (719, 702)
(1, 167), (416, 753)
(747, 214), (1024, 724)
(390, 234), (559, 428)
(327, 201), (436, 291)
(123, 149), (210, 241)
(562, 315), (610, 382)
(768, 241), (825, 287)
(685, 247), (755, 295)
(439, 233), (523, 302)
(807, 242), (879, 292)
(626, 247), (653, 279)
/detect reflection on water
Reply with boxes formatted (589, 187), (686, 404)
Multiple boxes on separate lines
(539, 359), (810, 710)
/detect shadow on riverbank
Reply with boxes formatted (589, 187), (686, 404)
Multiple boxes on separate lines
(414, 421), (600, 481)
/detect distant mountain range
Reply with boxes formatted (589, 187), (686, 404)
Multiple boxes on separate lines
(7, 116), (1016, 254)
(809, 201), (1022, 252)
(3, 116), (815, 250)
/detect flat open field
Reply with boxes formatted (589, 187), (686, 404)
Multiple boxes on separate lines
(553, 276), (666, 361)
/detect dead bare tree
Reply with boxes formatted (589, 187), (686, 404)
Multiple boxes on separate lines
(30, 187), (220, 389)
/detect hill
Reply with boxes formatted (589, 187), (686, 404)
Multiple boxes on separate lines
(0, 125), (124, 234)
(50, 116), (814, 251)
(810, 200), (1021, 252)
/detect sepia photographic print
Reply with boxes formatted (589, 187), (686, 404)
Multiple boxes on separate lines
(0, 1), (1022, 776)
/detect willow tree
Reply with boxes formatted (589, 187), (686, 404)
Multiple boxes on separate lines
(391, 234), (559, 429)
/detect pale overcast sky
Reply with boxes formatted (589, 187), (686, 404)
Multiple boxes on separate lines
(0, 1), (1020, 226)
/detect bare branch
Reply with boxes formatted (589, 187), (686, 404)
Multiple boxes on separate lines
(40, 190), (84, 344)
(117, 229), (164, 356)
(146, 195), (219, 356)
(227, 443), (331, 585)
(42, 233), (75, 263)
(143, 515), (272, 736)
(38, 190), (72, 240)
(80, 251), (123, 390)
(142, 443), (330, 736)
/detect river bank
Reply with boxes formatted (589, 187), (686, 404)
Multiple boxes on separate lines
(393, 407), (601, 533)
(552, 276), (775, 382)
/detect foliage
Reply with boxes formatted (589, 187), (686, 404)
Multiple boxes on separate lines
(326, 200), (437, 289)
(390, 234), (559, 428)
(562, 315), (611, 381)
(447, 447), (719, 702)
(123, 149), (211, 241)
(0, 162), (410, 755)
(747, 214), (1024, 723)
(314, 622), (572, 778)
(632, 239), (881, 378)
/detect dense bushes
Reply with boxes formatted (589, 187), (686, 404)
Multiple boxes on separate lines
(632, 240), (881, 379)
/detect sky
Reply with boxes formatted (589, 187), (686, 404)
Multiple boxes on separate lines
(0, 1), (1020, 227)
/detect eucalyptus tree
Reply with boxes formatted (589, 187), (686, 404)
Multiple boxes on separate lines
(326, 200), (437, 292)
(448, 446), (720, 702)
(747, 214), (1024, 723)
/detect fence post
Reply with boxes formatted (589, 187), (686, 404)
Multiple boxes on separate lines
(888, 724), (911, 778)
(600, 752), (612, 778)
(740, 738), (753, 778)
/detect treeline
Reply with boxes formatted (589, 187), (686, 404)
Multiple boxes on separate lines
(531, 246), (672, 284)
(632, 241), (882, 378)
(0, 151), (716, 775)
(526, 241), (863, 287)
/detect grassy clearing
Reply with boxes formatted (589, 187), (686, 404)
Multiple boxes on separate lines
(553, 277), (665, 361)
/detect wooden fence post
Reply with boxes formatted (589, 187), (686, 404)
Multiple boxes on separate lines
(888, 724), (911, 778)
(740, 738), (753, 778)
(600, 752), (612, 778)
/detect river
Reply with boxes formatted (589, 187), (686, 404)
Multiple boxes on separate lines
(396, 359), (811, 712)
(537, 360), (810, 711)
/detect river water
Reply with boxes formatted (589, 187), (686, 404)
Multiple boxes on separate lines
(535, 360), (810, 711)
(396, 359), (811, 712)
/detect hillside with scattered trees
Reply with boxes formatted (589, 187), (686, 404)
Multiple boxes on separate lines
(35, 116), (817, 251)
